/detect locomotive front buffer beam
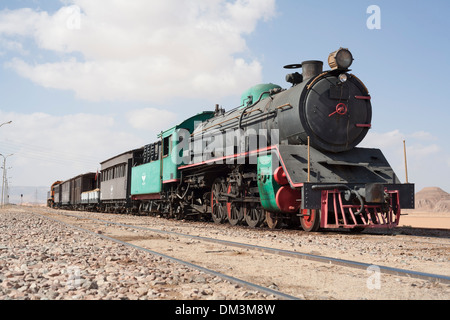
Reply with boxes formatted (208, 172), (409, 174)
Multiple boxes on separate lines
(302, 182), (415, 211)
(301, 182), (415, 230)
(274, 144), (415, 230)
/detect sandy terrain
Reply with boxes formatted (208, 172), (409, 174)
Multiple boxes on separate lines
(399, 187), (450, 229)
(400, 211), (450, 229)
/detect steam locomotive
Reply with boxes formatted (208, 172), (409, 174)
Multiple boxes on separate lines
(48, 48), (415, 232)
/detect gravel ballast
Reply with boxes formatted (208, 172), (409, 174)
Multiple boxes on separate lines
(0, 207), (274, 300)
(1, 206), (449, 301)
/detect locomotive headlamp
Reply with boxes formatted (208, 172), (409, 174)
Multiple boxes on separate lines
(328, 48), (354, 70)
(339, 73), (348, 83)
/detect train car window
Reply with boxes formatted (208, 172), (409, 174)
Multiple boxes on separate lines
(163, 136), (171, 157)
(155, 141), (161, 160)
(150, 143), (156, 162)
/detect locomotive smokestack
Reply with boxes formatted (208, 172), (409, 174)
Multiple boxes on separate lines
(301, 60), (323, 81)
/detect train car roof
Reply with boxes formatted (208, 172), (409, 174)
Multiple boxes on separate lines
(60, 172), (96, 185)
(100, 147), (144, 165)
(157, 111), (215, 139)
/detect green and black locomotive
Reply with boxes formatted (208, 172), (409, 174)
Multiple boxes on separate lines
(48, 48), (415, 232)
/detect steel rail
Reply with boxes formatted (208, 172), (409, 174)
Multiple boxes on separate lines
(32, 211), (301, 301)
(56, 211), (450, 285)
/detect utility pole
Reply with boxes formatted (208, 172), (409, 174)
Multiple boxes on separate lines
(0, 154), (13, 207)
(6, 176), (12, 205)
(1, 121), (13, 208)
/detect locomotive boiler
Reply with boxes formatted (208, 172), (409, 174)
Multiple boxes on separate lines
(191, 48), (371, 154)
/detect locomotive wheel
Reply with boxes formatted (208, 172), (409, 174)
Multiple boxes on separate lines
(227, 183), (244, 226)
(211, 178), (227, 224)
(245, 206), (265, 228)
(300, 209), (321, 232)
(265, 211), (282, 229)
(228, 202), (244, 226)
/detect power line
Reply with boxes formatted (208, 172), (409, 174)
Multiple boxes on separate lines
(0, 139), (100, 168)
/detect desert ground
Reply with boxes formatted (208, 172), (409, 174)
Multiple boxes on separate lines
(400, 187), (450, 229)
(400, 211), (450, 229)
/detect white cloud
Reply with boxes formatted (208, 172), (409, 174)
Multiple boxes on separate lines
(361, 130), (449, 191)
(361, 130), (441, 159)
(0, 0), (276, 102)
(126, 108), (177, 131)
(0, 110), (145, 187)
(407, 143), (440, 158)
(0, 8), (47, 36)
(409, 130), (437, 141)
(0, 39), (28, 56)
(361, 129), (405, 150)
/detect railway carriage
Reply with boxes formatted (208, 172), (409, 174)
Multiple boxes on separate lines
(73, 173), (97, 209)
(54, 173), (96, 210)
(60, 179), (72, 207)
(99, 148), (144, 213)
(53, 183), (62, 208)
(81, 188), (100, 211)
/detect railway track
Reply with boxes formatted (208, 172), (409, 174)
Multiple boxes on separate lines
(40, 210), (450, 285)
(30, 210), (300, 300)
(25, 207), (448, 300)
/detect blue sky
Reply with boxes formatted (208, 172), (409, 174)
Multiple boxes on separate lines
(0, 0), (449, 194)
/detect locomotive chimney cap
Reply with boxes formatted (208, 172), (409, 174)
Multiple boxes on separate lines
(301, 60), (323, 81)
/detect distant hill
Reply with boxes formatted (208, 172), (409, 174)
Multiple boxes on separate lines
(414, 187), (450, 213)
(7, 186), (48, 205)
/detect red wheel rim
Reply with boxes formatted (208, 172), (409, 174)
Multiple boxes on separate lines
(301, 209), (317, 228)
